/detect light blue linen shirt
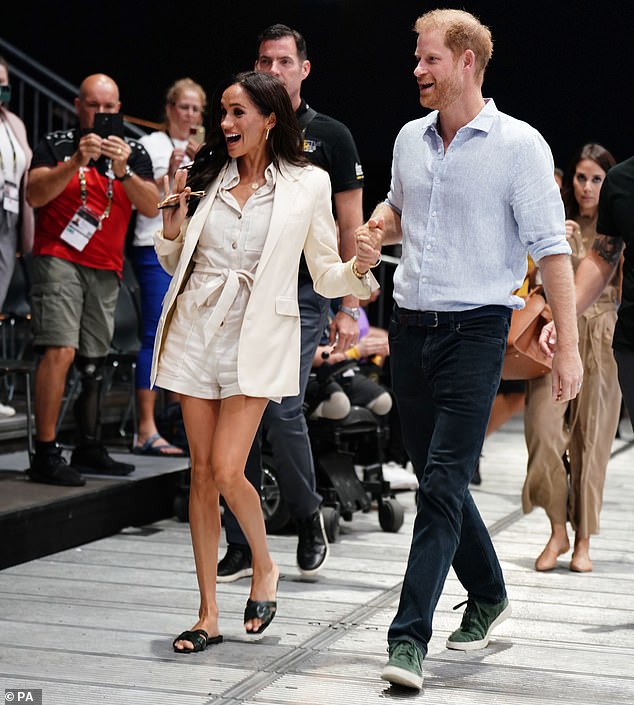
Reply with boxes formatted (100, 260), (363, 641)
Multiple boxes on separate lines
(387, 99), (570, 312)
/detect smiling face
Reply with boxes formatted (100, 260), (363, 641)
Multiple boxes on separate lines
(573, 158), (607, 218)
(220, 83), (274, 159)
(414, 29), (464, 111)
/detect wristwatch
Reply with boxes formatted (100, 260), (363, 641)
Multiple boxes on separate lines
(116, 164), (133, 181)
(339, 305), (361, 321)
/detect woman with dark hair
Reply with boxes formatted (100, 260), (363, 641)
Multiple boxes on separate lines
(522, 143), (621, 573)
(150, 71), (380, 651)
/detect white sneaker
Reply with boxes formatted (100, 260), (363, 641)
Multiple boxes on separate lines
(0, 402), (16, 417)
(382, 461), (419, 490)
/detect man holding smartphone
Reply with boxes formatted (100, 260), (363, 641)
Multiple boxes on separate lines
(26, 73), (159, 486)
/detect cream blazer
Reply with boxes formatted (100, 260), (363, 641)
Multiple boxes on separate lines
(150, 161), (378, 398)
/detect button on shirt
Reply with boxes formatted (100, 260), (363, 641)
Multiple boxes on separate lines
(387, 99), (570, 312)
(185, 160), (276, 347)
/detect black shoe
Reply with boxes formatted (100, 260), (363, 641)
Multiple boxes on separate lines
(71, 443), (135, 476)
(217, 543), (253, 583)
(27, 444), (85, 487)
(471, 461), (482, 486)
(296, 509), (329, 577)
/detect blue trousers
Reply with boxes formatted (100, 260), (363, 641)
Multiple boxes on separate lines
(224, 279), (329, 544)
(130, 246), (172, 390)
(386, 304), (510, 655)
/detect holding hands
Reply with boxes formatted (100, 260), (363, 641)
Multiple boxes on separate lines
(354, 217), (384, 273)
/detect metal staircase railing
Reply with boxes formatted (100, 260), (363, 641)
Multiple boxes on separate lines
(0, 35), (150, 147)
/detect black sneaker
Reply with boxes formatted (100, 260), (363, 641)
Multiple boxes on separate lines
(296, 509), (329, 577)
(71, 443), (135, 476)
(217, 543), (253, 583)
(27, 444), (85, 487)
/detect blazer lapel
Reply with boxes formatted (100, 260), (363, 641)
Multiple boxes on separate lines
(256, 165), (298, 275)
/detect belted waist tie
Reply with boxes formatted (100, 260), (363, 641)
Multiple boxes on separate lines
(395, 304), (510, 328)
(184, 266), (255, 348)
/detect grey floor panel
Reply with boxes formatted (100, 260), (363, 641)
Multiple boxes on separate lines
(1, 679), (211, 705)
(1, 647), (246, 694)
(1, 422), (633, 705)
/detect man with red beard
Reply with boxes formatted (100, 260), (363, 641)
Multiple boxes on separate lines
(355, 9), (583, 691)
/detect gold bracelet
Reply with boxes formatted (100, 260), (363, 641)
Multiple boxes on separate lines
(351, 257), (368, 279)
(369, 254), (382, 269)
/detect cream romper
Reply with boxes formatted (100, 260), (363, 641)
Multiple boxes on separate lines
(155, 164), (275, 399)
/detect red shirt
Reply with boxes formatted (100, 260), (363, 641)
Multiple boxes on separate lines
(31, 127), (154, 274)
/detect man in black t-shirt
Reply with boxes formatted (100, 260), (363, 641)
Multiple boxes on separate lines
(542, 155), (634, 429)
(218, 24), (366, 581)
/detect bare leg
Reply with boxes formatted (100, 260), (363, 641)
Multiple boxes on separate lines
(35, 346), (75, 441)
(570, 535), (592, 572)
(199, 394), (279, 632)
(535, 520), (570, 571)
(173, 396), (222, 651)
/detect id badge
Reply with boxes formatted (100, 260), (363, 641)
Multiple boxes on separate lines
(60, 205), (100, 251)
(2, 180), (19, 214)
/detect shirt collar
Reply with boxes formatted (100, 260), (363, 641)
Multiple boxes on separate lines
(221, 158), (277, 190)
(423, 98), (498, 138)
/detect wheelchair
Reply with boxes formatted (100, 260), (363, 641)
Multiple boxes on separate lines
(260, 359), (405, 541)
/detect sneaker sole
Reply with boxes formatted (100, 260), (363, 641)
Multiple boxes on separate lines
(381, 664), (423, 690)
(72, 464), (134, 477)
(26, 470), (86, 487)
(297, 512), (330, 577)
(446, 602), (512, 651)
(216, 567), (253, 583)
(298, 541), (330, 577)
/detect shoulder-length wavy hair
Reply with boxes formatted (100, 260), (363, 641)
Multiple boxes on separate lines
(185, 70), (307, 213)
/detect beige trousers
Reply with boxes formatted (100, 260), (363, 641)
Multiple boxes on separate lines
(522, 305), (621, 537)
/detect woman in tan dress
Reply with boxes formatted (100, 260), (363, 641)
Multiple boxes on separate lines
(152, 72), (380, 652)
(523, 143), (621, 572)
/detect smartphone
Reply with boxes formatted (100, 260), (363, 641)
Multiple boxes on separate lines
(190, 125), (206, 145)
(93, 113), (125, 138)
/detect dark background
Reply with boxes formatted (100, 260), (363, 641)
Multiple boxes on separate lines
(2, 1), (631, 218)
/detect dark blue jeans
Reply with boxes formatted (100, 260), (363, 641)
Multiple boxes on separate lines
(387, 304), (510, 656)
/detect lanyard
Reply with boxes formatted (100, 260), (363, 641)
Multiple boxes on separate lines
(0, 116), (17, 181)
(78, 163), (114, 229)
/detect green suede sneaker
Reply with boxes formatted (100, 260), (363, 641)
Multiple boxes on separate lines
(446, 596), (511, 651)
(381, 640), (423, 690)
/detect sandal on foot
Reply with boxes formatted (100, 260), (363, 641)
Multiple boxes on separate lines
(134, 432), (185, 457)
(173, 628), (223, 653)
(244, 598), (277, 635)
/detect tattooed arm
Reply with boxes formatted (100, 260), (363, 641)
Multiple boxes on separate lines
(574, 234), (625, 315)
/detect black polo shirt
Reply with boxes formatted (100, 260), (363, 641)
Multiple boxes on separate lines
(296, 101), (364, 282)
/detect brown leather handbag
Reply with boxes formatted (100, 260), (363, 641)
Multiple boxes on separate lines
(502, 286), (553, 380)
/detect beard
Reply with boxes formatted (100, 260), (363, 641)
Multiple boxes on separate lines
(420, 68), (462, 111)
